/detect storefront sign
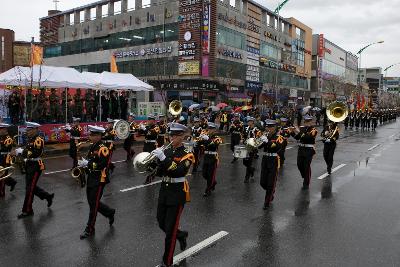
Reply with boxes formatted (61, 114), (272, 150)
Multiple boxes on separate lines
(247, 19), (260, 33)
(114, 46), (172, 59)
(202, 3), (210, 54)
(218, 48), (242, 59)
(178, 61), (200, 75)
(264, 31), (277, 41)
(261, 58), (296, 73)
(217, 13), (247, 30)
(318, 34), (325, 58)
(202, 55), (209, 77)
(157, 80), (218, 91)
(346, 52), (358, 71)
(246, 65), (260, 82)
(246, 81), (263, 92)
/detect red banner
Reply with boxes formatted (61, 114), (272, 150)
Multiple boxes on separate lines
(18, 122), (109, 143)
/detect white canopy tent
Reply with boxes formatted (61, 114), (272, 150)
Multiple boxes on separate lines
(0, 66), (153, 122)
(0, 65), (97, 89)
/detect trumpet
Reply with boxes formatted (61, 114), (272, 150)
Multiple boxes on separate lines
(133, 143), (172, 174)
(0, 165), (15, 181)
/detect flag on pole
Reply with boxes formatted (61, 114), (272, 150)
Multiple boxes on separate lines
(30, 45), (43, 66)
(110, 55), (119, 73)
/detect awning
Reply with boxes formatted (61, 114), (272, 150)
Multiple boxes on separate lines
(225, 92), (251, 102)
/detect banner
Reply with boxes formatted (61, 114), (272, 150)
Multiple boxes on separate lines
(18, 122), (109, 144)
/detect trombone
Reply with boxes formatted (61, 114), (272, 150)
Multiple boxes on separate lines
(0, 166), (15, 181)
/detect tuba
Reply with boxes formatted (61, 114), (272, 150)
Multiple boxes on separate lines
(326, 101), (349, 123)
(169, 100), (182, 116)
(133, 143), (172, 174)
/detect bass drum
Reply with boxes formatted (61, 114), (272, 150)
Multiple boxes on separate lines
(233, 145), (248, 159)
(113, 119), (130, 140)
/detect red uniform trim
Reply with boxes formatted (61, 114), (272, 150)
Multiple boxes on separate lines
(167, 205), (184, 265)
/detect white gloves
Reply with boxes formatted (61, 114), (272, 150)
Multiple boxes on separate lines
(140, 124), (146, 130)
(200, 134), (209, 141)
(152, 148), (166, 161)
(65, 124), (72, 130)
(78, 158), (89, 167)
(15, 147), (23, 155)
(325, 138), (331, 143)
(260, 135), (268, 143)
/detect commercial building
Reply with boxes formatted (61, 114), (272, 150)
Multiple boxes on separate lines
(311, 34), (358, 107)
(41, 0), (312, 108)
(383, 77), (400, 95)
(0, 28), (15, 73)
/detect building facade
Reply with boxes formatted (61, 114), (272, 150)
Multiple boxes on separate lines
(383, 77), (400, 95)
(0, 28), (15, 73)
(41, 0), (312, 107)
(311, 34), (358, 107)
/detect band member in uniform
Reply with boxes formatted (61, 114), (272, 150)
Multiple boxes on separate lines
(152, 123), (194, 267)
(277, 118), (290, 167)
(17, 122), (54, 219)
(291, 115), (318, 190)
(344, 113), (349, 130)
(157, 115), (168, 147)
(349, 110), (355, 130)
(371, 111), (378, 131)
(322, 121), (339, 174)
(103, 118), (117, 173)
(258, 120), (285, 209)
(200, 115), (208, 130)
(79, 125), (115, 239)
(190, 117), (202, 172)
(355, 111), (361, 130)
(229, 113), (243, 163)
(65, 117), (83, 169)
(124, 113), (137, 162)
(197, 123), (222, 197)
(243, 117), (261, 183)
(139, 115), (159, 184)
(0, 123), (17, 197)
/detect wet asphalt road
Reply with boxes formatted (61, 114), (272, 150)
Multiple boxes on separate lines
(1, 121), (400, 267)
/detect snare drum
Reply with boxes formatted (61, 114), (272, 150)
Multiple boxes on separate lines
(233, 145), (248, 159)
(183, 141), (194, 152)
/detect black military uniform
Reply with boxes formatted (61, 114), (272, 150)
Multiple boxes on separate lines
(139, 116), (159, 184)
(292, 116), (318, 189)
(123, 118), (136, 161)
(322, 122), (339, 174)
(229, 115), (243, 163)
(197, 123), (222, 196)
(243, 118), (260, 183)
(190, 118), (202, 172)
(355, 111), (361, 130)
(349, 111), (355, 129)
(18, 122), (54, 218)
(258, 120), (285, 209)
(371, 112), (378, 131)
(157, 117), (168, 147)
(0, 125), (17, 197)
(80, 126), (115, 239)
(65, 119), (83, 169)
(277, 118), (291, 166)
(154, 123), (194, 267)
(103, 120), (117, 173)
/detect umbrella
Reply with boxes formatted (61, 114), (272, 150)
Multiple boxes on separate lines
(189, 103), (200, 111)
(241, 105), (252, 111)
(223, 106), (233, 111)
(209, 106), (220, 112)
(216, 102), (228, 109)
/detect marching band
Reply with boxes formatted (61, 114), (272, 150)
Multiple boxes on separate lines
(0, 101), (399, 267)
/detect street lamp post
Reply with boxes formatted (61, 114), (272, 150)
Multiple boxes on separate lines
(356, 40), (384, 86)
(273, 0), (290, 110)
(356, 41), (384, 110)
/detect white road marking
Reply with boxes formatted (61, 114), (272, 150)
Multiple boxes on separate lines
(317, 164), (347, 180)
(44, 169), (71, 175)
(155, 231), (229, 267)
(286, 146), (294, 150)
(120, 180), (162, 192)
(367, 144), (380, 151)
(389, 134), (395, 138)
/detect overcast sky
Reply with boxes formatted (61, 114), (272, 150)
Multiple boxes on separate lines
(0, 0), (399, 76)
